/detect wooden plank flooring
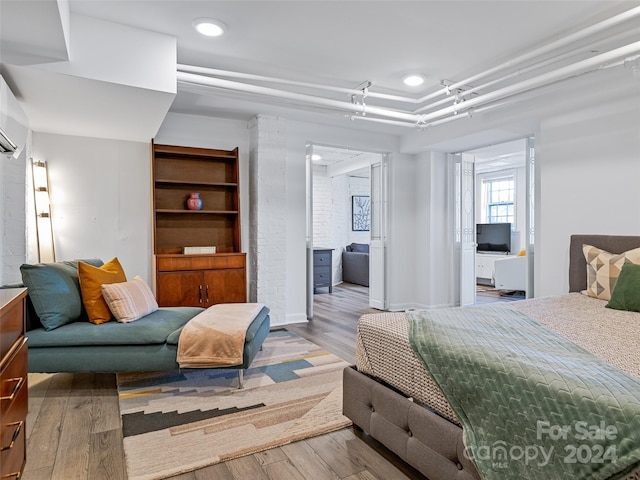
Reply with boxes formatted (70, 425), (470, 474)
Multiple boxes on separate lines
(22, 282), (425, 480)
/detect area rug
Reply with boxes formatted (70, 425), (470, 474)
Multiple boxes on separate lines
(116, 330), (352, 480)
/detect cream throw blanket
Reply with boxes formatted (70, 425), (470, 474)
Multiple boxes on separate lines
(177, 303), (265, 368)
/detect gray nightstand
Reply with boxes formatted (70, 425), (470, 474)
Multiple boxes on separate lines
(313, 247), (333, 293)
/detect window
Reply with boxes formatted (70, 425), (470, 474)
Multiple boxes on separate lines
(483, 176), (515, 224)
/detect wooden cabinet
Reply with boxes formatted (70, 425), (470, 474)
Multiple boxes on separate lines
(152, 143), (246, 306)
(313, 248), (333, 293)
(476, 253), (505, 286)
(1, 288), (27, 480)
(156, 253), (247, 307)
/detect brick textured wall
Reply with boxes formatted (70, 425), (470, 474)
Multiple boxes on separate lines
(0, 151), (27, 284)
(312, 170), (370, 284)
(312, 165), (332, 248)
(248, 116), (287, 324)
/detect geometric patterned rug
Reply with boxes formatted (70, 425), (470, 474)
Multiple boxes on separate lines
(116, 330), (352, 480)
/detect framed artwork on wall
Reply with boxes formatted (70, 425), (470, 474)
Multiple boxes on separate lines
(352, 195), (370, 231)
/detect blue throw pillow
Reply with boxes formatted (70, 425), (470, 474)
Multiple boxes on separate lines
(20, 259), (103, 331)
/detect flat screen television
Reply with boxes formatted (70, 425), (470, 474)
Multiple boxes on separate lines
(476, 223), (511, 253)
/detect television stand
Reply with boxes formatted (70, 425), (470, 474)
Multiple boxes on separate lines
(476, 252), (510, 286)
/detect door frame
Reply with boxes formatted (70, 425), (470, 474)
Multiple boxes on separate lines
(306, 143), (388, 318)
(454, 137), (536, 305)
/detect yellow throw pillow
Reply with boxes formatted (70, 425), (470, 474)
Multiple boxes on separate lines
(78, 257), (127, 324)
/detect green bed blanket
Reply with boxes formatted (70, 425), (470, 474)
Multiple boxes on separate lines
(407, 305), (640, 480)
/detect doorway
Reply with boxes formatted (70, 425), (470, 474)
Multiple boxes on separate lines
(305, 144), (387, 319)
(456, 138), (535, 306)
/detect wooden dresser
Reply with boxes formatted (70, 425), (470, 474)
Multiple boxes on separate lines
(1, 288), (28, 479)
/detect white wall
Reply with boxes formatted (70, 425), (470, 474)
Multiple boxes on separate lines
(0, 147), (27, 284)
(386, 152), (418, 311)
(411, 151), (456, 310)
(536, 93), (640, 297)
(31, 132), (152, 281)
(346, 176), (371, 245)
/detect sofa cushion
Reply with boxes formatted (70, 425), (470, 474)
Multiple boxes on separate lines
(348, 243), (369, 253)
(27, 307), (204, 347)
(78, 257), (127, 325)
(102, 276), (158, 323)
(21, 259), (104, 331)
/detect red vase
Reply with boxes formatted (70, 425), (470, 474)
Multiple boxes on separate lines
(187, 192), (203, 210)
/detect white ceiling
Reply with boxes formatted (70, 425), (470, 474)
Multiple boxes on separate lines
(1, 0), (639, 150)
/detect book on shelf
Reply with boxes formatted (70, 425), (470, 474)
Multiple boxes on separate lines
(183, 246), (216, 254)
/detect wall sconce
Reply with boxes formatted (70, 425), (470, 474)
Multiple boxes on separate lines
(30, 159), (55, 262)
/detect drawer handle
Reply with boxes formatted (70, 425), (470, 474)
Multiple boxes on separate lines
(1, 420), (23, 452)
(1, 473), (21, 479)
(1, 377), (24, 401)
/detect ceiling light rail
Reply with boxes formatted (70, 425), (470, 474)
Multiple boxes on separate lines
(416, 41), (640, 126)
(176, 6), (640, 131)
(178, 41), (640, 129)
(413, 24), (640, 115)
(411, 4), (640, 105)
(177, 64), (414, 104)
(176, 72), (419, 122)
(178, 3), (640, 112)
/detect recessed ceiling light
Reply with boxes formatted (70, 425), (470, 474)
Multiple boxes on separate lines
(193, 18), (227, 37)
(311, 154), (322, 161)
(403, 74), (425, 87)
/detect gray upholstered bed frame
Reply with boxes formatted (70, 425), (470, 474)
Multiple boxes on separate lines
(343, 234), (640, 480)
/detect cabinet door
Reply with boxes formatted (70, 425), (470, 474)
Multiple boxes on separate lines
(203, 269), (247, 306)
(157, 271), (203, 307)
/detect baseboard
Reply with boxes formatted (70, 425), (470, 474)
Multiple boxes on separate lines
(269, 313), (308, 327)
(387, 302), (456, 311)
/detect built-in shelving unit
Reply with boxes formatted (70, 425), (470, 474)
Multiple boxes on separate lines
(152, 143), (246, 307)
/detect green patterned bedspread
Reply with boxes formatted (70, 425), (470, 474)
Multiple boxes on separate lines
(407, 305), (640, 480)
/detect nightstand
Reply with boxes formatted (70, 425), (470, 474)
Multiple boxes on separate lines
(313, 248), (333, 293)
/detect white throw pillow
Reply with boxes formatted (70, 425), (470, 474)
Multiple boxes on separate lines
(101, 276), (158, 323)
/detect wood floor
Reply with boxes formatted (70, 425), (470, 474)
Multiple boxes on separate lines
(21, 283), (425, 480)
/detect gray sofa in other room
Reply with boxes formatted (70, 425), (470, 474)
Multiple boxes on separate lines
(342, 243), (369, 287)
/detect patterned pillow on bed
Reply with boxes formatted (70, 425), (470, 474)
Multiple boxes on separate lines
(582, 244), (640, 300)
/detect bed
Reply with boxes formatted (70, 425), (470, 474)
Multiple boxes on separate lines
(343, 234), (640, 480)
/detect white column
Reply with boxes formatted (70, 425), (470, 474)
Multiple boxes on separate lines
(248, 116), (287, 324)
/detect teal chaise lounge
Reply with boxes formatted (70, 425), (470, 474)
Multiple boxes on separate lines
(5, 259), (270, 379)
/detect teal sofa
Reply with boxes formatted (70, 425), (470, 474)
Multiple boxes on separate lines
(9, 259), (270, 374)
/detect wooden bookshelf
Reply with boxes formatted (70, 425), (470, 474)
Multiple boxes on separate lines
(152, 143), (246, 307)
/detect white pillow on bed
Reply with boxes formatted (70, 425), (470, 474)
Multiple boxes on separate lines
(582, 244), (640, 301)
(101, 276), (158, 323)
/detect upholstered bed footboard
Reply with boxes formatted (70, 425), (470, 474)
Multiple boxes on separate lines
(343, 366), (480, 480)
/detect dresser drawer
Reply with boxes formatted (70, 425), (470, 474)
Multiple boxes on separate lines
(314, 267), (331, 287)
(1, 376), (27, 478)
(313, 252), (331, 266)
(1, 340), (27, 411)
(1, 339), (27, 479)
(0, 296), (24, 361)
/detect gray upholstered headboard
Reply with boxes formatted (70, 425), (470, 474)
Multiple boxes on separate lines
(569, 235), (640, 292)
